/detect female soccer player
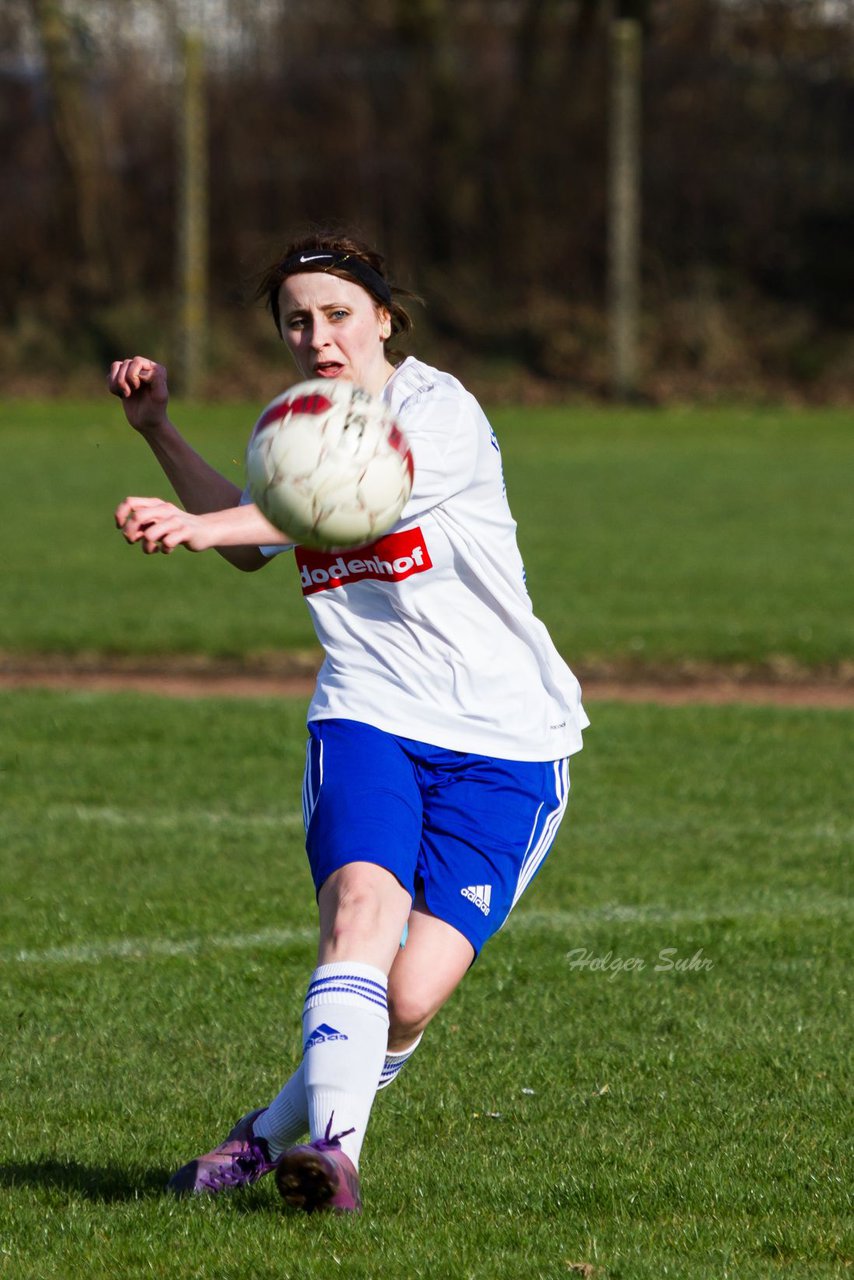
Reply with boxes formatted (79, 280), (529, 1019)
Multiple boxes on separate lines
(108, 233), (589, 1214)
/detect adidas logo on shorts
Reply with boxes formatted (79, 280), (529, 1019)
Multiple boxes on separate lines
(461, 884), (492, 916)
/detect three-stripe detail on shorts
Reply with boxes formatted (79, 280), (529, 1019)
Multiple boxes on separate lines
(302, 734), (324, 830)
(509, 758), (570, 911)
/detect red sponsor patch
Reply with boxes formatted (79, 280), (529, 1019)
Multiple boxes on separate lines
(296, 527), (432, 596)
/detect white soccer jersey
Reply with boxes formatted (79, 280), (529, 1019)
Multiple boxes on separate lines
(252, 357), (589, 762)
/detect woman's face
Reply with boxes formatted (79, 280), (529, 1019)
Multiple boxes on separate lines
(278, 272), (393, 396)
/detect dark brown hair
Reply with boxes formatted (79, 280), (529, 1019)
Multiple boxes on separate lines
(256, 231), (417, 363)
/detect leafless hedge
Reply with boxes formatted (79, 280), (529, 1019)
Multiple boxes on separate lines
(3, 0), (854, 398)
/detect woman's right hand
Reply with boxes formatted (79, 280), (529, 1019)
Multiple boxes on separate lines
(115, 496), (217, 554)
(107, 357), (170, 433)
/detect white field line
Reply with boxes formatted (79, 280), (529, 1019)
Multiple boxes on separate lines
(508, 898), (853, 931)
(43, 804), (305, 832)
(8, 926), (316, 966)
(33, 805), (852, 848)
(4, 897), (850, 968)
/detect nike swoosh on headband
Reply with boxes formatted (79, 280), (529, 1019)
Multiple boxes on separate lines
(275, 251), (393, 306)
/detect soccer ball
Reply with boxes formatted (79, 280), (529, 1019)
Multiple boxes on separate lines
(246, 379), (414, 550)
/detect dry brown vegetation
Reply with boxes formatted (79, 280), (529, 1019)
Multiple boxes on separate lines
(2, 0), (854, 400)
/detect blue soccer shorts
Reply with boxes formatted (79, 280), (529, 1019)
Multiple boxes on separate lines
(302, 718), (570, 955)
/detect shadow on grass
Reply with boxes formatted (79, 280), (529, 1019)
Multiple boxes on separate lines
(0, 1159), (170, 1202)
(225, 1191), (292, 1216)
(0, 1161), (290, 1214)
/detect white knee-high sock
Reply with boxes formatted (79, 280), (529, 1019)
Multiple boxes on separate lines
(253, 1059), (308, 1158)
(301, 960), (389, 1168)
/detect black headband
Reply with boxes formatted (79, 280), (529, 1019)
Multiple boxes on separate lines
(275, 251), (393, 306)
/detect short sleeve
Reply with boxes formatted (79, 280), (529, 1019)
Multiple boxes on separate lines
(397, 389), (479, 521)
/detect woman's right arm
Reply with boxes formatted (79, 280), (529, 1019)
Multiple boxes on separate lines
(108, 356), (274, 571)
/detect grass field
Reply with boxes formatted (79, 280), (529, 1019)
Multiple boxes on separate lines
(1, 400), (852, 666)
(1, 691), (850, 1279)
(1, 398), (850, 1276)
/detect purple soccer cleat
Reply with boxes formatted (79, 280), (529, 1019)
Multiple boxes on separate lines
(275, 1115), (362, 1214)
(167, 1108), (280, 1196)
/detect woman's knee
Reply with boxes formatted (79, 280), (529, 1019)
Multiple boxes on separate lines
(386, 983), (435, 1044)
(317, 863), (411, 967)
(324, 879), (380, 939)
(385, 909), (474, 1044)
